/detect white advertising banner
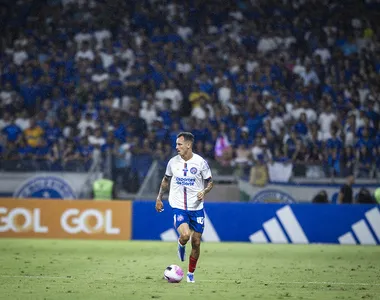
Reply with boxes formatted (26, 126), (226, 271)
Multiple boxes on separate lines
(267, 162), (293, 182)
(0, 172), (91, 199)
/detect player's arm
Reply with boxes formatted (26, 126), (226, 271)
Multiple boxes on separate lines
(155, 175), (171, 212)
(203, 177), (214, 194)
(157, 175), (171, 200)
(197, 177), (214, 201)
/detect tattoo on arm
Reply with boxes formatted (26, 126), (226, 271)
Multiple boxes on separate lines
(203, 179), (214, 194)
(158, 176), (170, 199)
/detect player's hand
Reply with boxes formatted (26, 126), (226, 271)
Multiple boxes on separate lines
(155, 199), (164, 212)
(197, 190), (205, 201)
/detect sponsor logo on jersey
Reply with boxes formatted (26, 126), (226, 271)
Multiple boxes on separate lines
(13, 176), (76, 199)
(251, 189), (296, 203)
(175, 177), (196, 186)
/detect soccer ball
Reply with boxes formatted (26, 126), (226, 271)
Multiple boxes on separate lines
(163, 265), (184, 283)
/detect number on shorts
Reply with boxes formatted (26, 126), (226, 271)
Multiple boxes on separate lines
(196, 217), (204, 225)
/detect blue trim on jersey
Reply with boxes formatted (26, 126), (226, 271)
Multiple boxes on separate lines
(183, 162), (188, 210)
(184, 186), (187, 210)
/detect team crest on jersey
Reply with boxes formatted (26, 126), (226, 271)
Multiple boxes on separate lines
(177, 214), (184, 222)
(190, 167), (197, 174)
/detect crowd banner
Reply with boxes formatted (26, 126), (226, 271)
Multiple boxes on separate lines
(0, 198), (131, 240)
(267, 162), (293, 182)
(0, 172), (91, 199)
(132, 201), (380, 245)
(13, 175), (77, 199)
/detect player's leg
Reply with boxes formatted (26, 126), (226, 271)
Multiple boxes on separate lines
(177, 223), (191, 261)
(186, 209), (205, 283)
(177, 223), (192, 245)
(190, 231), (201, 260)
(186, 231), (201, 283)
(173, 209), (190, 261)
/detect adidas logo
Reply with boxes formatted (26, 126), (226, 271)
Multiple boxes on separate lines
(338, 207), (380, 245)
(249, 205), (309, 244)
(158, 206), (380, 245)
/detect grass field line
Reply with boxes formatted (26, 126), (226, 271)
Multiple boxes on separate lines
(197, 280), (380, 286)
(1, 275), (380, 287)
(0, 275), (69, 279)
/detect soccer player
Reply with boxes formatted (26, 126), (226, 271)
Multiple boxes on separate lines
(155, 132), (214, 283)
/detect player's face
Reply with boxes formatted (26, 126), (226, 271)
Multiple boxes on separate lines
(176, 136), (190, 156)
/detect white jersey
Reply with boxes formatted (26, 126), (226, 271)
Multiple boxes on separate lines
(165, 153), (212, 211)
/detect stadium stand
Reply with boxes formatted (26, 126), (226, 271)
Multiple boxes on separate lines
(0, 0), (379, 193)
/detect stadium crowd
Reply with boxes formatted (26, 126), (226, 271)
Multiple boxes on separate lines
(0, 0), (379, 191)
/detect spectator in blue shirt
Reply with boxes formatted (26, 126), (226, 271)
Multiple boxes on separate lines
(357, 145), (373, 178)
(78, 137), (94, 171)
(356, 127), (375, 153)
(45, 118), (62, 146)
(357, 116), (376, 138)
(326, 147), (341, 177)
(294, 113), (308, 136)
(153, 117), (168, 142)
(341, 36), (358, 56)
(2, 117), (23, 143)
(326, 128), (343, 151)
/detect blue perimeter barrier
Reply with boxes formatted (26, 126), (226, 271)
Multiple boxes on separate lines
(132, 202), (380, 245)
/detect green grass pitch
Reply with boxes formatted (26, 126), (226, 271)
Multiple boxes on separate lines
(0, 239), (379, 300)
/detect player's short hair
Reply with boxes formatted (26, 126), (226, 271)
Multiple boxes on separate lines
(177, 132), (194, 143)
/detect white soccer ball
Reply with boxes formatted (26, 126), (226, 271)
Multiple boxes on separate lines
(163, 265), (184, 283)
